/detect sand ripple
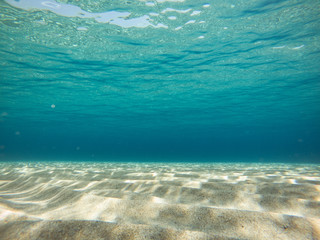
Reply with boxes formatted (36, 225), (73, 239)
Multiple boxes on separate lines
(0, 162), (319, 239)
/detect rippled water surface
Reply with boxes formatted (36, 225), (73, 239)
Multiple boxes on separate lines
(0, 0), (320, 161)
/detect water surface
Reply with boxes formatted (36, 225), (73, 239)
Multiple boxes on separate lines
(0, 0), (320, 162)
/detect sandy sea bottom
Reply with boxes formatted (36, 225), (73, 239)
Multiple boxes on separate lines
(0, 162), (319, 240)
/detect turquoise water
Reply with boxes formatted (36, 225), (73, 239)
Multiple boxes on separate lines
(0, 0), (319, 162)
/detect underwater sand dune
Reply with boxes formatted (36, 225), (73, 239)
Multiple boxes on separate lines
(0, 162), (319, 240)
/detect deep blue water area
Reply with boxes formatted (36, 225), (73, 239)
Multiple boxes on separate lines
(0, 0), (320, 162)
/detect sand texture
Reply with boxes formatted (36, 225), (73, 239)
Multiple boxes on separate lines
(0, 162), (319, 240)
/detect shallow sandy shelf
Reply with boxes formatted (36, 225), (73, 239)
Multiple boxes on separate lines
(0, 162), (319, 239)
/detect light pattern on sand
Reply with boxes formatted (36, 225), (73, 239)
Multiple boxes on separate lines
(0, 162), (319, 239)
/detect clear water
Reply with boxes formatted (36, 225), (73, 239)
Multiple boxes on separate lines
(0, 0), (319, 162)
